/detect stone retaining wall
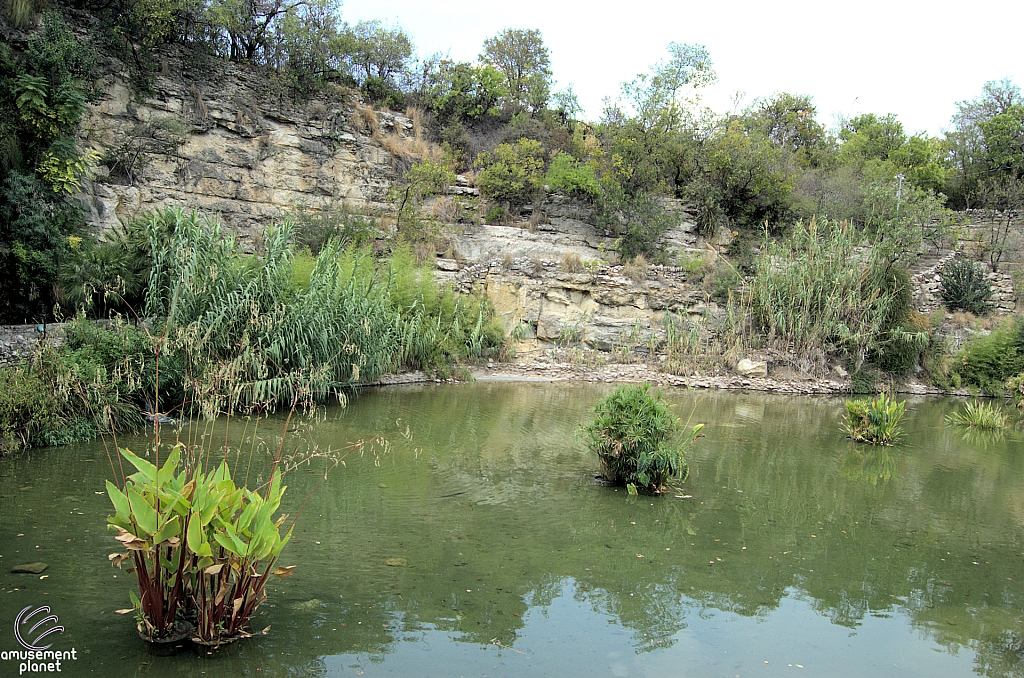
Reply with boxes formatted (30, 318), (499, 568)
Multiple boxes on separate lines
(0, 324), (65, 367)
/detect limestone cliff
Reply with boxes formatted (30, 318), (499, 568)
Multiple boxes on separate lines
(75, 41), (407, 241)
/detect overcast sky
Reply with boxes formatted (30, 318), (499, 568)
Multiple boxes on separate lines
(339, 0), (1024, 136)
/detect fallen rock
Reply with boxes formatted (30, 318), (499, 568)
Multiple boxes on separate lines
(736, 359), (768, 378)
(12, 562), (48, 574)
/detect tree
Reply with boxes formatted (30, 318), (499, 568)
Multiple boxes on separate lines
(427, 61), (507, 124)
(479, 28), (552, 113)
(613, 42), (715, 134)
(272, 0), (350, 89)
(945, 78), (1022, 208)
(390, 158), (455, 235)
(744, 92), (829, 167)
(346, 20), (413, 86)
(980, 105), (1024, 177)
(208, 0), (303, 62)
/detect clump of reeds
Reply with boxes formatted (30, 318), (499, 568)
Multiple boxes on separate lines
(843, 392), (905, 445)
(945, 400), (1008, 430)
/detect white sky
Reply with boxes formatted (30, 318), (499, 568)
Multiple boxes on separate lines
(339, 0), (1024, 137)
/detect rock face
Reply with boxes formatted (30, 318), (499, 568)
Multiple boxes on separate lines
(441, 257), (714, 351)
(736, 359), (768, 378)
(75, 44), (403, 242)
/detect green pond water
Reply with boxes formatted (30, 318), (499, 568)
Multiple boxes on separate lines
(3, 381), (1024, 677)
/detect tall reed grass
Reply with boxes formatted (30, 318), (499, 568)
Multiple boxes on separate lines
(750, 218), (910, 370)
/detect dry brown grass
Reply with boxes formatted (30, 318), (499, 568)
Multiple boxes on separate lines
(382, 134), (441, 164)
(414, 241), (436, 265)
(904, 310), (931, 332)
(352, 104), (382, 141)
(623, 254), (648, 282)
(949, 311), (996, 330)
(528, 209), (545, 232)
(561, 252), (584, 273)
(405, 106), (425, 140)
(428, 196), (458, 222)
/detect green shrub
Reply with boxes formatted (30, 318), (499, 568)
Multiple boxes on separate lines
(940, 260), (992, 315)
(545, 153), (599, 199)
(594, 189), (679, 262)
(843, 392), (905, 445)
(945, 400), (1008, 429)
(1007, 373), (1024, 411)
(475, 138), (546, 207)
(848, 366), (879, 394)
(953, 318), (1024, 393)
(483, 205), (506, 224)
(580, 384), (704, 493)
(0, 366), (60, 453)
(0, 319), (149, 454)
(872, 325), (929, 376)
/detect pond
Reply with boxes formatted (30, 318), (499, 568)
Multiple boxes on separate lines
(2, 381), (1024, 677)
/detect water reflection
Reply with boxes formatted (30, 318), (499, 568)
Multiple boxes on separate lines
(1, 383), (1023, 677)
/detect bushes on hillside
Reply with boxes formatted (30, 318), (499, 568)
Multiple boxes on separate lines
(475, 138), (546, 208)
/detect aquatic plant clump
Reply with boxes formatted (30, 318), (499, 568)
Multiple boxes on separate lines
(944, 400), (1009, 430)
(843, 392), (905, 445)
(106, 445), (296, 643)
(581, 384), (703, 493)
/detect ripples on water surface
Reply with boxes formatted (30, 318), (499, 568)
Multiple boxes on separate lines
(2, 382), (1024, 677)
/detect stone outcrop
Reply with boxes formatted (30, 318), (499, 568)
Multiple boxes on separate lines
(75, 42), (404, 242)
(440, 257), (715, 351)
(735, 359), (768, 378)
(0, 323), (65, 367)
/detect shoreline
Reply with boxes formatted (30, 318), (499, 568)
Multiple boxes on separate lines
(368, 360), (958, 397)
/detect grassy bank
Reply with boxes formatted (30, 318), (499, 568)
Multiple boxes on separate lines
(0, 208), (504, 454)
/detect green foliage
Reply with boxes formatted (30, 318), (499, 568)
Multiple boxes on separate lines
(475, 138), (546, 207)
(871, 325), (928, 376)
(0, 317), (154, 454)
(1006, 373), (1024, 411)
(744, 92), (829, 168)
(939, 260), (993, 315)
(843, 392), (905, 445)
(750, 218), (910, 367)
(347, 20), (413, 86)
(59, 234), (148, 317)
(580, 384), (703, 493)
(951, 318), (1024, 394)
(427, 61), (506, 125)
(290, 203), (376, 254)
(107, 445), (296, 641)
(389, 157), (455, 236)
(479, 28), (552, 113)
(483, 204), (506, 224)
(0, 11), (98, 322)
(683, 120), (796, 234)
(594, 188), (680, 262)
(944, 400), (1008, 430)
(144, 212), (400, 411)
(545, 152), (599, 199)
